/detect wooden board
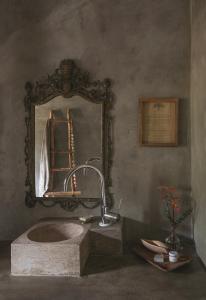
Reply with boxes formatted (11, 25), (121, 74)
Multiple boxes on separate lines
(133, 245), (192, 272)
(44, 191), (81, 198)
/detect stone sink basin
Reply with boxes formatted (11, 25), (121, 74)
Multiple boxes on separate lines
(11, 219), (122, 277)
(11, 221), (90, 277)
(27, 223), (84, 243)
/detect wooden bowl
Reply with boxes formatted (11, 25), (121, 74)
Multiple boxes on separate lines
(141, 239), (168, 254)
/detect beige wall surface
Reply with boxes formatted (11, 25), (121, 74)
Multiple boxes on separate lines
(191, 0), (206, 265)
(0, 0), (190, 241)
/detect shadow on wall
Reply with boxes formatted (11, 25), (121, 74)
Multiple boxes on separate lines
(122, 217), (166, 250)
(179, 98), (190, 147)
(123, 215), (193, 252)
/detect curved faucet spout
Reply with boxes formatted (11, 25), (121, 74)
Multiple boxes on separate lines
(64, 164), (119, 227)
(64, 164), (106, 207)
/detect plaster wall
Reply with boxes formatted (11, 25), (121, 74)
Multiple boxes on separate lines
(0, 0), (190, 240)
(191, 0), (206, 265)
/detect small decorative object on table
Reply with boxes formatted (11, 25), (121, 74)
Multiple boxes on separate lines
(169, 251), (179, 263)
(141, 239), (168, 254)
(154, 254), (164, 263)
(158, 186), (192, 251)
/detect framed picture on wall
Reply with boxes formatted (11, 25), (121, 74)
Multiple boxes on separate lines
(139, 98), (179, 146)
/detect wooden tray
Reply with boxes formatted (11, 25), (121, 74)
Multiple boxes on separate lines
(133, 245), (192, 272)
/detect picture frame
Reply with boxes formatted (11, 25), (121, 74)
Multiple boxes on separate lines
(139, 98), (179, 147)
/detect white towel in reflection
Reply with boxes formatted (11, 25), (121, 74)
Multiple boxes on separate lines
(36, 120), (50, 197)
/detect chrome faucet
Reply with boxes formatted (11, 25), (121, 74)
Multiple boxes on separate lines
(64, 164), (120, 227)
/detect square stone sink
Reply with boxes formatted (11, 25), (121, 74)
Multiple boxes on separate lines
(11, 218), (123, 277)
(11, 221), (90, 277)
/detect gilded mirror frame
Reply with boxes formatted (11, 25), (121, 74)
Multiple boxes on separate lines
(24, 59), (113, 211)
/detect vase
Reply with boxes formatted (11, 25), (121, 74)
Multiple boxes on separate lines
(165, 226), (181, 250)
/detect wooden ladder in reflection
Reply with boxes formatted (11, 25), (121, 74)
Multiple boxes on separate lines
(45, 109), (79, 197)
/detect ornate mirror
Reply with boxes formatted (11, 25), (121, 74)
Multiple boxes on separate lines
(24, 59), (113, 211)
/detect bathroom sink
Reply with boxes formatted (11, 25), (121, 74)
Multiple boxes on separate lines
(11, 221), (90, 276)
(11, 219), (123, 276)
(27, 223), (84, 243)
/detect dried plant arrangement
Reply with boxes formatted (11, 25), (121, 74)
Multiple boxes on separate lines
(158, 186), (192, 250)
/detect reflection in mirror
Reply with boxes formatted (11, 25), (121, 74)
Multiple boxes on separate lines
(35, 95), (102, 199)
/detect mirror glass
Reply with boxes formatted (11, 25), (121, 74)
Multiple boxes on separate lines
(35, 95), (102, 199)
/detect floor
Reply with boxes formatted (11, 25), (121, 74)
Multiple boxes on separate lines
(0, 242), (206, 300)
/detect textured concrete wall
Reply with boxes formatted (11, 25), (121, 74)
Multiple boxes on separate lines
(191, 0), (206, 265)
(0, 0), (190, 240)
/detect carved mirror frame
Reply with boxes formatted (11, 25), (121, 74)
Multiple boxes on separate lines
(24, 59), (113, 211)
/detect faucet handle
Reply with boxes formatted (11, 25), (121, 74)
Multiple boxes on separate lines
(102, 199), (122, 224)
